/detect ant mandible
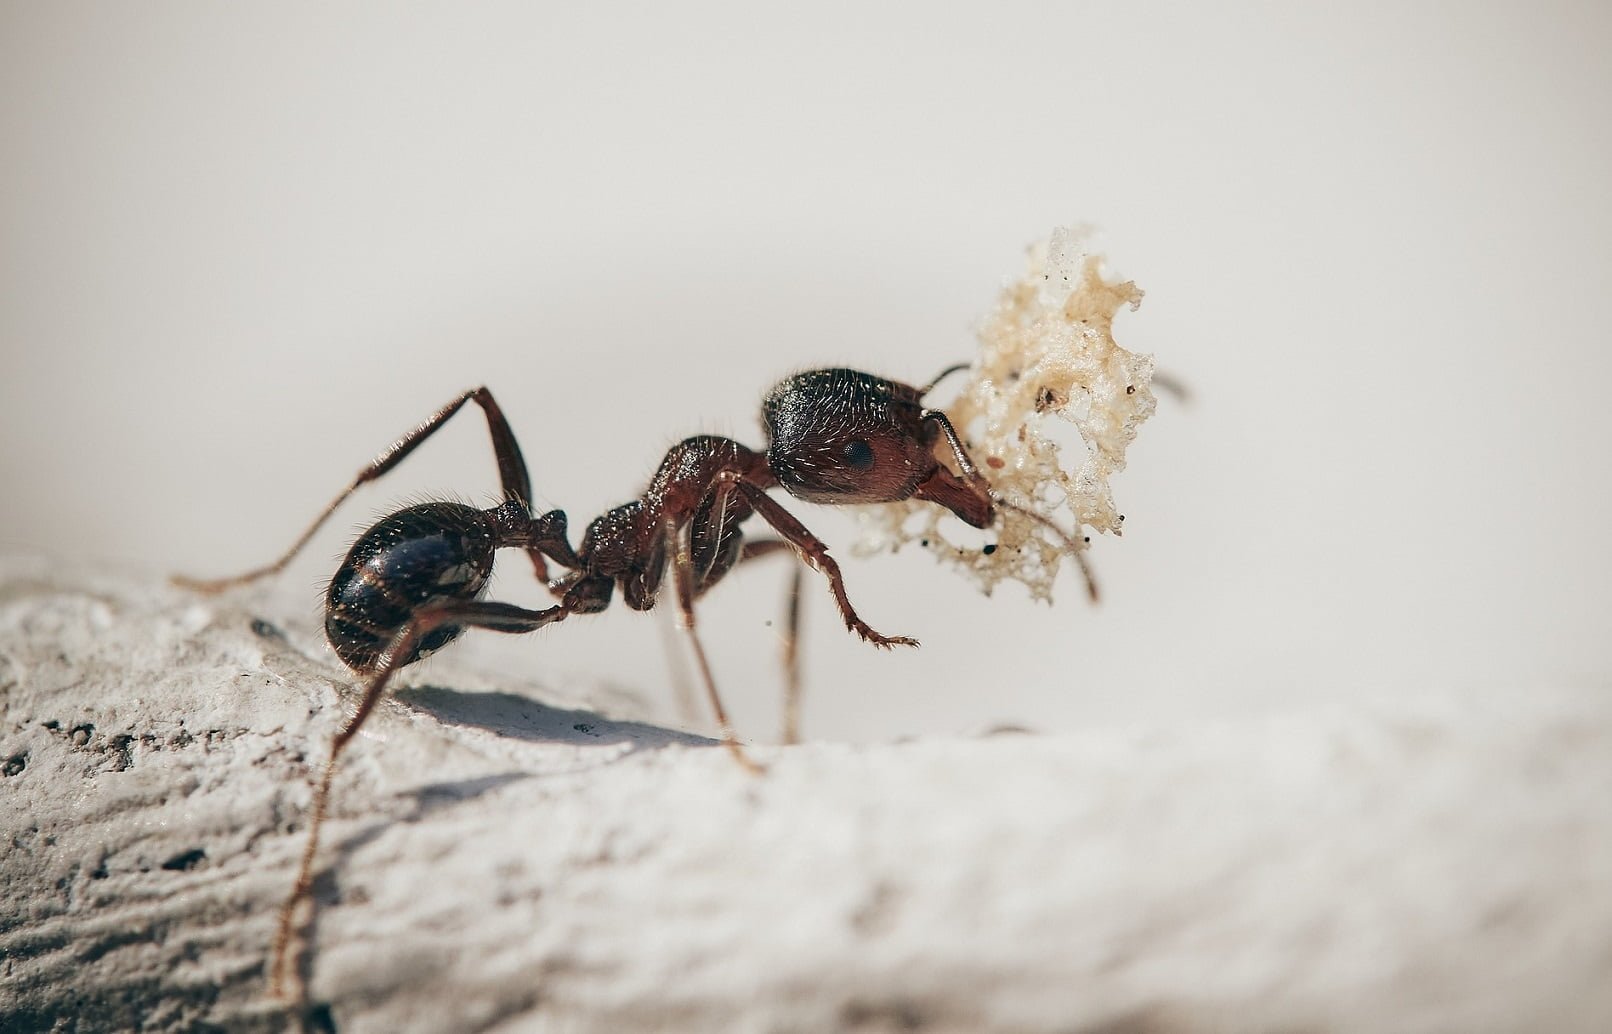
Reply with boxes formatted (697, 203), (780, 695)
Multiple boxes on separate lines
(175, 363), (1092, 997)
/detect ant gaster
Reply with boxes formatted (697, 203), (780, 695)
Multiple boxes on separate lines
(175, 364), (1091, 997)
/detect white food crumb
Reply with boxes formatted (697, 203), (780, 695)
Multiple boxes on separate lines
(856, 227), (1155, 600)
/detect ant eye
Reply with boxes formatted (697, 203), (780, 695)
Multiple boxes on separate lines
(842, 439), (875, 470)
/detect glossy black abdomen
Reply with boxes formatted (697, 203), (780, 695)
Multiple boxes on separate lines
(324, 502), (497, 673)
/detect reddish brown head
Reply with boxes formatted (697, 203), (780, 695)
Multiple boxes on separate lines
(760, 368), (995, 528)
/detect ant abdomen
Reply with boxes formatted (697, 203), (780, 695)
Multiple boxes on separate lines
(324, 502), (497, 673)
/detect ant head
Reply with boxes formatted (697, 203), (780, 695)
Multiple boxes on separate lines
(762, 369), (937, 506)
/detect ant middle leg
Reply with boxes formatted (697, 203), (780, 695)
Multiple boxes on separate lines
(725, 539), (806, 744)
(175, 387), (562, 592)
(679, 532), (807, 744)
(665, 520), (765, 775)
(271, 597), (574, 1001)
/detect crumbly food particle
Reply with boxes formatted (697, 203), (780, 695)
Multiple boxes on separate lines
(855, 227), (1155, 600)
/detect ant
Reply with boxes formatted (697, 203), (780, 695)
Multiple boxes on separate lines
(174, 364), (1093, 998)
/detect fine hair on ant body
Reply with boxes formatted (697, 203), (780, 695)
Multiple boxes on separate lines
(175, 364), (1093, 998)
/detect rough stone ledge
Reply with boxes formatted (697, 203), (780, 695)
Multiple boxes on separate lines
(2, 556), (1610, 1033)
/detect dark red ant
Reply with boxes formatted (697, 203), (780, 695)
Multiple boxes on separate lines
(175, 364), (1091, 997)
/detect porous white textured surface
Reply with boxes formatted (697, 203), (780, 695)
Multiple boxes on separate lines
(856, 228), (1154, 601)
(3, 557), (1611, 1033)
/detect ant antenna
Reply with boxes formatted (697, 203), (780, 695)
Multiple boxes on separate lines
(920, 406), (1100, 602)
(918, 362), (972, 398)
(991, 495), (1100, 603)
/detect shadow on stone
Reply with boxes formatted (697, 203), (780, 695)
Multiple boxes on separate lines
(395, 685), (714, 751)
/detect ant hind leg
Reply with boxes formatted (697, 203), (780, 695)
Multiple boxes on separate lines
(271, 598), (572, 1002)
(175, 387), (558, 592)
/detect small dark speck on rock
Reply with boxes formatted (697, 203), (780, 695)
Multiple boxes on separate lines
(161, 848), (207, 872)
(251, 618), (284, 640)
(305, 1002), (338, 1034)
(108, 734), (134, 772)
(982, 544), (998, 556)
(4, 753), (27, 776)
(71, 724), (93, 746)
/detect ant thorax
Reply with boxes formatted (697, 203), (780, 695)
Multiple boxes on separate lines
(855, 227), (1158, 603)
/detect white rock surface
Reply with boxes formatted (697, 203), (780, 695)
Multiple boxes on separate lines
(2, 557), (1610, 1033)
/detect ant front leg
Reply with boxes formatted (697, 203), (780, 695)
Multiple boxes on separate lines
(175, 387), (567, 593)
(719, 475), (918, 650)
(271, 598), (574, 1002)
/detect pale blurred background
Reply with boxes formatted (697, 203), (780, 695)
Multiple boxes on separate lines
(2, 3), (1608, 743)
